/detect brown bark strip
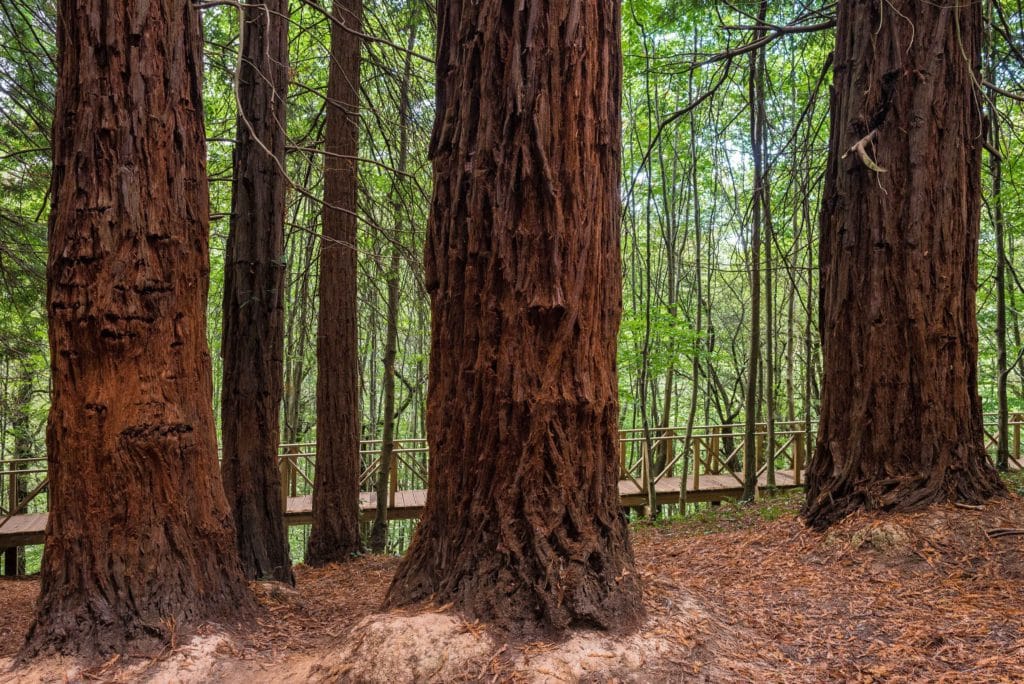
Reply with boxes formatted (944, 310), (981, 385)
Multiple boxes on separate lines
(26, 0), (251, 655)
(306, 0), (363, 565)
(384, 0), (643, 631)
(803, 0), (1005, 529)
(219, 0), (294, 584)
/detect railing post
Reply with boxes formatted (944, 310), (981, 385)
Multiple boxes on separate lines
(710, 428), (720, 474)
(691, 437), (701, 491)
(1014, 413), (1021, 462)
(620, 438), (627, 479)
(664, 429), (675, 478)
(289, 445), (298, 497)
(793, 432), (804, 486)
(389, 446), (399, 508)
(641, 438), (655, 514)
(279, 455), (290, 513)
(421, 441), (430, 489)
(756, 424), (765, 470)
(4, 466), (16, 575)
(7, 469), (15, 517)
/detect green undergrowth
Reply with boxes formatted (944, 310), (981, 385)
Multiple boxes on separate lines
(633, 488), (805, 536)
(1002, 468), (1024, 495)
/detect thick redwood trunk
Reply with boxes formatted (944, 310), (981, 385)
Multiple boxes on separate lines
(219, 0), (293, 584)
(803, 0), (1004, 529)
(26, 0), (251, 655)
(385, 0), (643, 631)
(306, 0), (362, 565)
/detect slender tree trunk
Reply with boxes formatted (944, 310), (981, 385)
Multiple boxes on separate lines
(761, 76), (776, 487)
(1010, 234), (1023, 397)
(307, 0), (363, 565)
(282, 224), (316, 501)
(763, 163), (776, 487)
(219, 0), (293, 584)
(993, 122), (1008, 470)
(679, 99), (702, 510)
(803, 176), (815, 474)
(803, 0), (1005, 528)
(369, 22), (417, 554)
(631, 19), (658, 518)
(385, 0), (643, 630)
(785, 249), (796, 423)
(657, 216), (676, 492)
(986, 2), (1009, 472)
(4, 366), (31, 576)
(784, 66), (800, 429)
(653, 62), (681, 501)
(742, 2), (767, 502)
(369, 256), (399, 553)
(655, 198), (677, 515)
(283, 227), (317, 445)
(283, 176), (321, 446)
(26, 0), (251, 654)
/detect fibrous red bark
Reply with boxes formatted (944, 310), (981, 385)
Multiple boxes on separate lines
(384, 0), (643, 631)
(219, 0), (294, 584)
(26, 0), (251, 655)
(306, 0), (363, 565)
(803, 0), (1005, 529)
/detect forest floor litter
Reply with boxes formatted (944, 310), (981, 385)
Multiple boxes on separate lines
(2, 481), (1024, 682)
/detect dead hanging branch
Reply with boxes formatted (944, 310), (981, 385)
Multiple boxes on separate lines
(842, 129), (887, 173)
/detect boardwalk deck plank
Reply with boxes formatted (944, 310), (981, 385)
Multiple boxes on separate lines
(0, 471), (806, 548)
(9, 461), (1017, 549)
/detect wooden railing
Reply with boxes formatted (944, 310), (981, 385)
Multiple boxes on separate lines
(275, 438), (430, 508)
(4, 413), (1024, 528)
(618, 420), (814, 497)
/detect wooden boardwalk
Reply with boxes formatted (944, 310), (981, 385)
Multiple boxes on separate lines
(5, 416), (1023, 555)
(0, 513), (47, 548)
(0, 470), (800, 549)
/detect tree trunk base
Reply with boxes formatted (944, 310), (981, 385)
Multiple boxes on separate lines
(802, 443), (1005, 531)
(305, 529), (362, 567)
(387, 567), (643, 635)
(22, 586), (252, 659)
(385, 501), (644, 633)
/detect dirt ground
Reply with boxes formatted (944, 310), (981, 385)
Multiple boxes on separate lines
(2, 488), (1023, 682)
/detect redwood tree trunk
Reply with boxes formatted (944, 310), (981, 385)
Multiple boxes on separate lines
(219, 0), (293, 584)
(385, 0), (643, 631)
(26, 0), (251, 655)
(306, 0), (362, 565)
(803, 0), (1005, 529)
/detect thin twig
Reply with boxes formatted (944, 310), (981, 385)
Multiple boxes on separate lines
(842, 129), (887, 173)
